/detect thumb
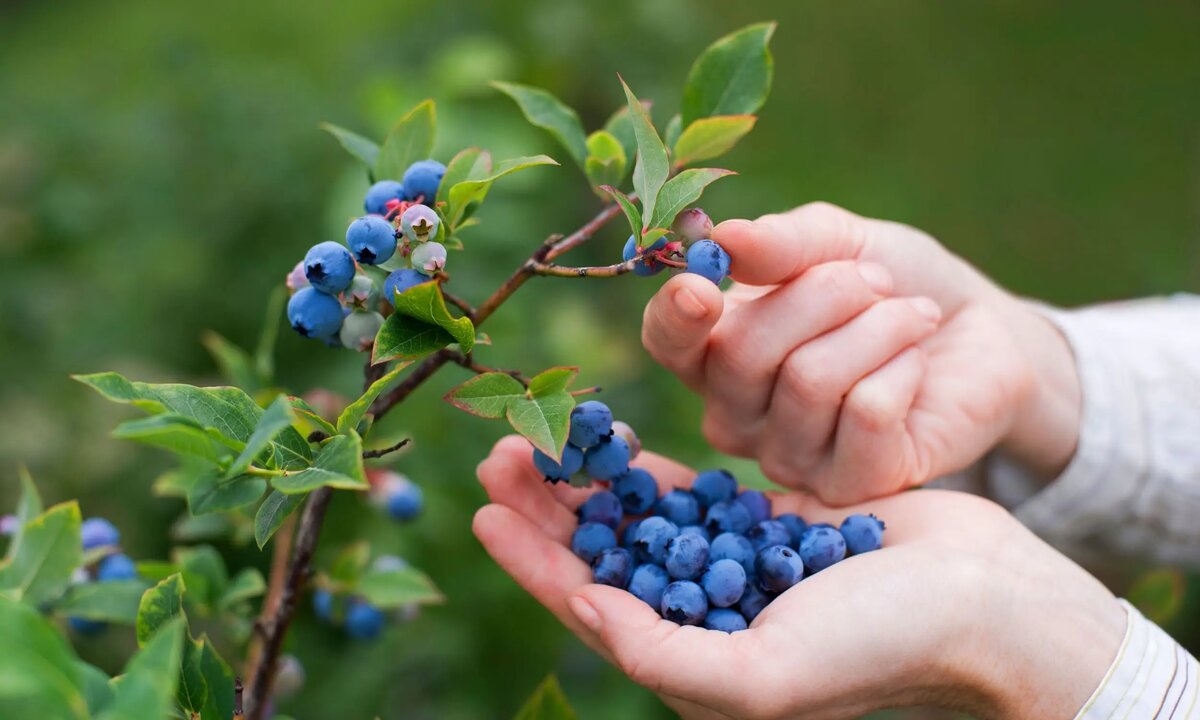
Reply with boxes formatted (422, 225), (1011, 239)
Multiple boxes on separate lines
(713, 202), (867, 287)
(641, 273), (724, 389)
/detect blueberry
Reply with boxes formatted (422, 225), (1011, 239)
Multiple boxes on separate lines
(631, 516), (679, 565)
(612, 468), (658, 514)
(400, 204), (441, 242)
(628, 564), (670, 609)
(312, 589), (334, 621)
(610, 421), (641, 459)
(664, 533), (710, 580)
(737, 583), (774, 623)
(346, 215), (397, 265)
(286, 260), (309, 294)
(571, 522), (617, 564)
(569, 401), (614, 449)
(622, 235), (668, 277)
(383, 268), (434, 305)
(678, 525), (711, 543)
(661, 581), (707, 626)
(709, 532), (756, 576)
(583, 436), (630, 481)
(385, 478), (423, 521)
(288, 287), (345, 340)
(401, 159), (446, 204)
(411, 241), (447, 275)
(591, 547), (634, 587)
(701, 558), (747, 608)
(746, 520), (791, 554)
(684, 239), (731, 284)
(68, 616), (107, 635)
(343, 274), (378, 309)
(704, 499), (753, 536)
(80, 517), (119, 551)
(755, 545), (805, 593)
(577, 491), (624, 529)
(655, 489), (702, 526)
(691, 469), (737, 509)
(799, 524), (848, 572)
(840, 514), (886, 555)
(735, 490), (772, 524)
(775, 513), (808, 548)
(704, 608), (748, 633)
(621, 519), (643, 550)
(532, 444), (584, 483)
(304, 241), (356, 296)
(364, 180), (408, 215)
(672, 207), (713, 243)
(344, 600), (385, 640)
(339, 311), (385, 352)
(96, 553), (138, 582)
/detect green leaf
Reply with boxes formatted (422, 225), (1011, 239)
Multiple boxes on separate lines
(196, 637), (235, 720)
(113, 414), (235, 464)
(681, 22), (776, 127)
(374, 100), (436, 182)
(225, 395), (295, 478)
(437, 147), (489, 206)
(1128, 568), (1186, 625)
(648, 168), (736, 231)
(134, 561), (180, 584)
(514, 675), (576, 720)
(664, 113), (683, 153)
(272, 433), (367, 494)
(254, 491), (306, 549)
(176, 636), (209, 714)
(337, 362), (412, 434)
(597, 185), (642, 246)
(289, 396), (337, 436)
(446, 154), (559, 227)
(254, 286), (286, 384)
(444, 372), (527, 419)
(642, 227), (671, 247)
(328, 541), (371, 586)
(374, 281), (475, 363)
(528, 367), (578, 397)
(492, 81), (588, 167)
(201, 331), (257, 391)
(618, 77), (669, 229)
(584, 130), (626, 191)
(506, 392), (575, 459)
(673, 115), (757, 167)
(218, 568), (265, 611)
(0, 501), (81, 606)
(54, 579), (149, 624)
(136, 574), (185, 647)
(77, 661), (114, 716)
(6, 467), (43, 561)
(320, 122), (381, 172)
(357, 568), (443, 608)
(175, 545), (228, 611)
(0, 596), (88, 719)
(187, 472), (266, 516)
(99, 619), (184, 720)
(603, 102), (649, 182)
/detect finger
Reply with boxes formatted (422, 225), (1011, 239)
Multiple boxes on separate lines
(712, 202), (869, 286)
(477, 435), (578, 543)
(641, 274), (725, 389)
(758, 297), (941, 487)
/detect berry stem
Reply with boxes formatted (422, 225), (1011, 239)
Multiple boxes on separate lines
(361, 437), (412, 459)
(527, 259), (638, 278)
(569, 386), (603, 397)
(440, 288), (476, 317)
(446, 349), (529, 386)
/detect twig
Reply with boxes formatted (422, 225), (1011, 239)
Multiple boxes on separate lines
(440, 288), (476, 317)
(527, 259), (638, 278)
(569, 386), (603, 397)
(446, 350), (529, 385)
(362, 437), (412, 459)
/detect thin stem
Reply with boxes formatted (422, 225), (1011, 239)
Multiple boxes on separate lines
(528, 259), (638, 278)
(245, 466), (286, 478)
(446, 350), (529, 386)
(569, 386), (603, 397)
(362, 437), (412, 459)
(440, 288), (476, 316)
(241, 513), (295, 695)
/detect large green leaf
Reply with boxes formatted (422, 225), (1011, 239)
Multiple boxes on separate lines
(374, 281), (475, 363)
(320, 122), (381, 173)
(492, 82), (588, 167)
(337, 362), (412, 434)
(77, 661), (114, 716)
(357, 568), (443, 608)
(597, 185), (642, 246)
(187, 472), (267, 516)
(254, 490), (306, 549)
(98, 620), (184, 720)
(514, 675), (576, 720)
(175, 545), (228, 612)
(647, 168), (736, 231)
(0, 596), (88, 719)
(664, 113), (683, 153)
(374, 100), (436, 182)
(272, 433), (367, 494)
(603, 102), (649, 181)
(444, 372), (526, 419)
(54, 579), (149, 624)
(445, 154), (559, 227)
(136, 574), (185, 646)
(196, 637), (235, 720)
(528, 367), (579, 397)
(112, 414), (234, 464)
(6, 467), (43, 561)
(618, 77), (669, 229)
(673, 115), (757, 167)
(0, 501), (81, 606)
(218, 568), (265, 611)
(680, 22), (776, 126)
(225, 395), (296, 478)
(289, 396), (337, 436)
(176, 636), (209, 715)
(437, 147), (490, 206)
(506, 392), (575, 459)
(584, 130), (626, 191)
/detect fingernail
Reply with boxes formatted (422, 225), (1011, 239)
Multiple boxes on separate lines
(910, 296), (942, 322)
(857, 262), (892, 294)
(717, 218), (753, 230)
(568, 595), (602, 632)
(673, 287), (708, 321)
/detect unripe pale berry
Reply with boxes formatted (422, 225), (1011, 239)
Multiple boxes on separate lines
(401, 159), (446, 204)
(383, 268), (434, 305)
(343, 274), (377, 310)
(304, 241), (356, 295)
(286, 261), (309, 295)
(339, 311), (384, 352)
(610, 420), (640, 459)
(364, 180), (408, 215)
(346, 215), (397, 265)
(273, 654), (305, 698)
(400, 204), (440, 242)
(672, 207), (713, 243)
(411, 241), (447, 275)
(287, 287), (345, 340)
(684, 239), (731, 284)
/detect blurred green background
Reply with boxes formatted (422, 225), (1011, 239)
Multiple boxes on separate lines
(2, 1), (1198, 718)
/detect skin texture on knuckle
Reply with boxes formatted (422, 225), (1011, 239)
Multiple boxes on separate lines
(843, 376), (909, 434)
(778, 348), (839, 406)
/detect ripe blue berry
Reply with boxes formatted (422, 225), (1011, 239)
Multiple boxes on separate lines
(571, 522), (617, 564)
(628, 563), (670, 609)
(737, 583), (773, 623)
(746, 520), (792, 554)
(80, 517), (119, 550)
(304, 241), (356, 296)
(684, 239), (731, 284)
(312, 589), (334, 621)
(344, 600), (385, 640)
(583, 436), (630, 480)
(532, 444), (584, 483)
(664, 533), (710, 580)
(401, 159), (446, 204)
(631, 516), (679, 565)
(411, 241), (447, 275)
(346, 215), (397, 265)
(383, 268), (433, 305)
(673, 207), (713, 243)
(840, 514), (886, 555)
(661, 581), (707, 626)
(339, 311), (384, 352)
(704, 608), (748, 633)
(591, 547), (634, 588)
(621, 519), (643, 550)
(364, 180), (408, 215)
(701, 558), (747, 608)
(288, 287), (345, 340)
(755, 545), (805, 593)
(384, 478), (423, 521)
(709, 532), (756, 576)
(775, 513), (808, 548)
(68, 616), (106, 635)
(400, 204), (441, 242)
(612, 468), (658, 514)
(569, 401), (613, 449)
(622, 235), (668, 277)
(96, 553), (138, 582)
(577, 491), (624, 529)
(704, 499), (753, 536)
(799, 524), (848, 572)
(678, 524), (711, 542)
(735, 490), (772, 524)
(655, 489), (702, 526)
(691, 469), (737, 509)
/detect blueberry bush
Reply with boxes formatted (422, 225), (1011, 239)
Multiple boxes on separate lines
(0, 22), (776, 720)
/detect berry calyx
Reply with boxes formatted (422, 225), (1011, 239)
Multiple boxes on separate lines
(411, 241), (447, 275)
(400, 204), (441, 242)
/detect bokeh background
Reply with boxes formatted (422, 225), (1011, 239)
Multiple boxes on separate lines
(2, 1), (1198, 718)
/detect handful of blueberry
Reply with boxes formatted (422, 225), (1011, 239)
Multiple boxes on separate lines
(622, 208), (733, 285)
(536, 401), (886, 632)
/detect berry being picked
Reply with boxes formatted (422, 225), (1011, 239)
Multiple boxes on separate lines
(571, 522), (617, 564)
(704, 608), (748, 633)
(840, 514), (886, 555)
(628, 563), (670, 609)
(400, 204), (441, 242)
(704, 499), (753, 536)
(583, 436), (630, 481)
(701, 558), (747, 608)
(273, 655), (305, 698)
(80, 517), (119, 550)
(577, 491), (623, 529)
(532, 444), (584, 483)
(746, 519), (791, 553)
(96, 553), (138, 582)
(685, 239), (731, 284)
(411, 241), (447, 275)
(673, 207), (714, 243)
(304, 241), (356, 296)
(631, 516), (679, 565)
(346, 215), (397, 266)
(339, 311), (385, 352)
(799, 524), (848, 572)
(691, 469), (737, 509)
(364, 180), (408, 215)
(678, 524), (711, 542)
(344, 600), (385, 640)
(775, 513), (808, 548)
(401, 159), (446, 204)
(612, 468), (658, 514)
(661, 581), (707, 626)
(655, 489), (702, 526)
(622, 235), (668, 277)
(737, 583), (773, 622)
(610, 421), (641, 459)
(755, 545), (805, 593)
(664, 532), (710, 580)
(735, 489), (772, 524)
(569, 401), (613, 449)
(591, 547), (634, 588)
(286, 261), (309, 294)
(383, 268), (434, 305)
(709, 532), (756, 576)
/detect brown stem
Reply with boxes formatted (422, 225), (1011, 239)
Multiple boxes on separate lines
(446, 350), (529, 386)
(362, 437), (412, 459)
(528, 259), (638, 278)
(241, 513), (295, 695)
(440, 288), (476, 317)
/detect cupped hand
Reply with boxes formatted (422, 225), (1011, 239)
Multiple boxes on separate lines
(473, 436), (1124, 720)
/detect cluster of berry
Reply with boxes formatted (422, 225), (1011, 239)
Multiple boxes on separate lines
(530, 400), (641, 488)
(285, 159), (448, 350)
(622, 208), (733, 285)
(69, 517), (140, 635)
(367, 468), (424, 522)
(311, 555), (419, 640)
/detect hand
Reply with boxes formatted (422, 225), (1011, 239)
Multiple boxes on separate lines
(642, 202), (1082, 504)
(473, 436), (1125, 720)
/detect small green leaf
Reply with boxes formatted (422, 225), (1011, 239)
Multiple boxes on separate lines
(437, 147), (489, 206)
(514, 675), (577, 720)
(584, 130), (627, 191)
(506, 392), (575, 459)
(641, 227), (671, 247)
(681, 22), (776, 126)
(492, 82), (588, 167)
(218, 568), (266, 611)
(225, 395), (295, 478)
(673, 115), (757, 167)
(664, 113), (683, 153)
(254, 286), (286, 384)
(329, 541), (371, 587)
(99, 619), (185, 720)
(201, 331), (257, 392)
(54, 579), (149, 624)
(0, 596), (88, 719)
(273, 433), (367, 494)
(528, 367), (578, 397)
(597, 185), (642, 246)
(196, 637), (235, 720)
(337, 362), (412, 434)
(136, 574), (185, 647)
(112, 414), (234, 464)
(289, 396), (337, 436)
(0, 501), (81, 606)
(603, 102), (650, 181)
(618, 77), (669, 229)
(254, 491), (306, 549)
(446, 154), (559, 227)
(6, 467), (43, 561)
(648, 168), (735, 231)
(374, 100), (436, 182)
(374, 281), (475, 363)
(134, 561), (180, 584)
(320, 122), (381, 173)
(175, 545), (228, 612)
(444, 373), (526, 419)
(77, 661), (114, 716)
(176, 636), (208, 714)
(187, 472), (267, 516)
(357, 568), (444, 608)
